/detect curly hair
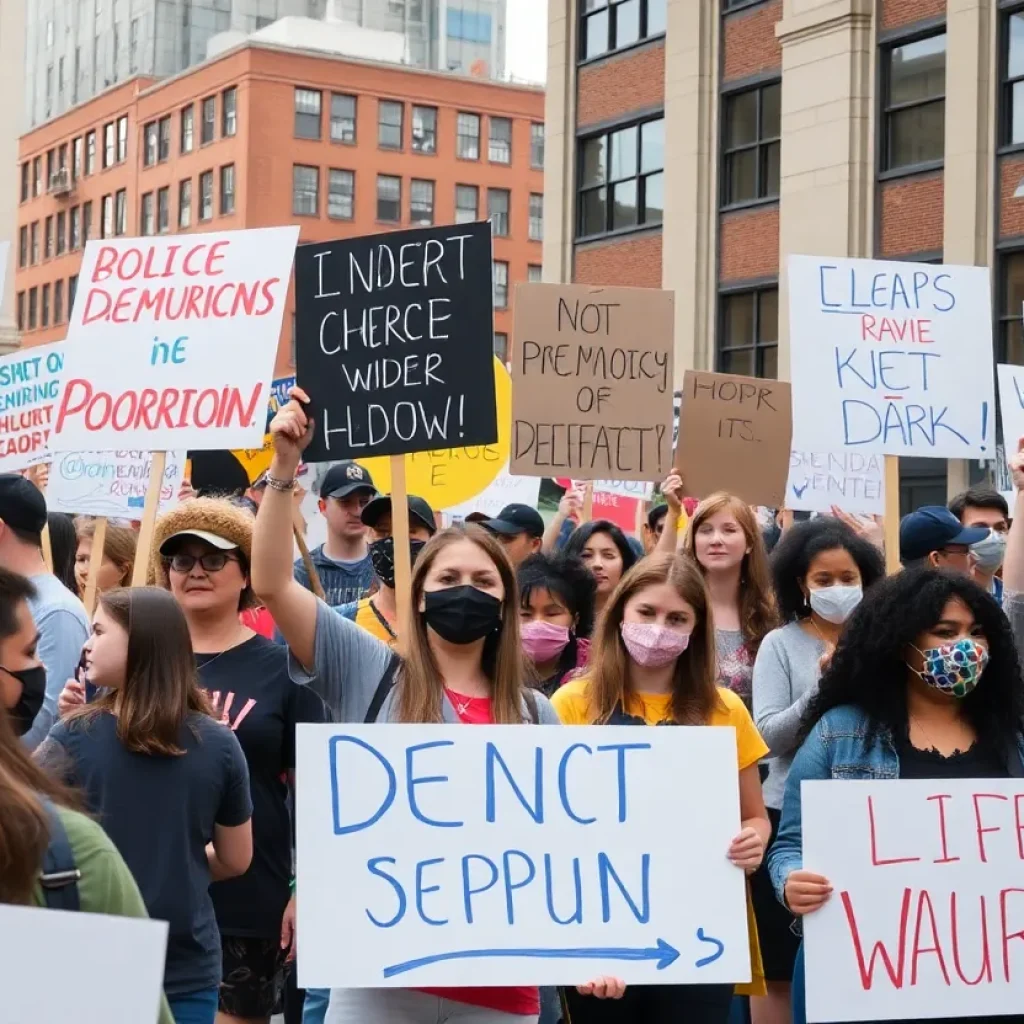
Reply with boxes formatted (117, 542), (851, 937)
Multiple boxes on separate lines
(518, 551), (597, 637)
(803, 567), (1024, 752)
(771, 518), (885, 622)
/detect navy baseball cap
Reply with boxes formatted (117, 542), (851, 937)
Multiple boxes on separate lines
(320, 461), (376, 500)
(481, 504), (544, 538)
(899, 506), (990, 563)
(362, 493), (437, 535)
(0, 473), (47, 535)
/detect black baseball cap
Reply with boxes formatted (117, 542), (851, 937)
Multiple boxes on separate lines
(362, 493), (437, 535)
(900, 506), (989, 563)
(320, 461), (376, 500)
(481, 503), (544, 538)
(0, 473), (47, 535)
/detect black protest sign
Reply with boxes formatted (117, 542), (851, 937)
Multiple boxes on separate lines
(295, 222), (497, 462)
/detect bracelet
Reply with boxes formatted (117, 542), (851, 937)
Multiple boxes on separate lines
(265, 473), (296, 492)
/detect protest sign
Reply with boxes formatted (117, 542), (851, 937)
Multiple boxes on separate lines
(786, 448), (885, 515)
(675, 370), (792, 506)
(0, 341), (65, 472)
(555, 478), (655, 502)
(0, 903), (168, 1024)
(46, 449), (186, 518)
(51, 228), (299, 452)
(788, 256), (995, 459)
(511, 284), (675, 482)
(997, 363), (1024, 457)
(230, 375), (298, 483)
(296, 723), (750, 989)
(801, 778), (1024, 1022)
(446, 464), (542, 521)
(295, 222), (497, 462)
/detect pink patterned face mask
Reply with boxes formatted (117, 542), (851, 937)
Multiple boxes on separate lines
(520, 621), (571, 663)
(620, 622), (691, 667)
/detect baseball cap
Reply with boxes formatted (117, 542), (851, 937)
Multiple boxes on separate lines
(320, 461), (376, 500)
(362, 493), (437, 535)
(159, 529), (239, 555)
(481, 504), (544, 538)
(899, 506), (990, 563)
(0, 473), (47, 535)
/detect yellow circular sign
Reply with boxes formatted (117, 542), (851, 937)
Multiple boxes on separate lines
(232, 435), (275, 484)
(357, 358), (511, 509)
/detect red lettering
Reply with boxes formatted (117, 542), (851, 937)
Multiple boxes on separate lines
(211, 283), (234, 317)
(135, 288), (166, 321)
(910, 889), (950, 986)
(232, 281), (258, 316)
(111, 287), (136, 323)
(205, 240), (228, 276)
(143, 244), (179, 278)
(55, 379), (93, 432)
(973, 793), (1009, 863)
(82, 288), (112, 325)
(950, 892), (992, 986)
(256, 278), (279, 316)
(201, 284), (216, 318)
(869, 795), (921, 866)
(194, 389), (220, 428)
(183, 245), (206, 276)
(110, 390), (138, 431)
(92, 246), (119, 282)
(84, 391), (112, 430)
(223, 383), (263, 429)
(1015, 794), (1024, 860)
(215, 387), (231, 428)
(1001, 888), (1024, 983)
(178, 388), (197, 427)
(118, 248), (143, 280)
(928, 794), (961, 864)
(861, 314), (878, 341)
(155, 388), (178, 429)
(841, 887), (911, 990)
(185, 284), (204, 318)
(918, 320), (933, 343)
(136, 389), (159, 429)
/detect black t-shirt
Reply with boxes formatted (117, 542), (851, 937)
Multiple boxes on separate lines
(198, 634), (328, 938)
(897, 737), (1011, 780)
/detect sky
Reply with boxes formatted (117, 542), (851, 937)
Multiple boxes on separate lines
(505, 0), (548, 83)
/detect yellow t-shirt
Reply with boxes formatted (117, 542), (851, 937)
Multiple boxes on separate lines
(550, 676), (769, 996)
(340, 597), (399, 647)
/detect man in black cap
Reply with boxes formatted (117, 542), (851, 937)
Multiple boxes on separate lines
(294, 461), (377, 607)
(476, 503), (544, 568)
(899, 505), (989, 573)
(0, 473), (89, 749)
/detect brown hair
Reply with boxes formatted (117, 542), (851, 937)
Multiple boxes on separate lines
(585, 553), (722, 725)
(74, 516), (138, 589)
(683, 492), (778, 657)
(394, 525), (527, 725)
(65, 587), (212, 756)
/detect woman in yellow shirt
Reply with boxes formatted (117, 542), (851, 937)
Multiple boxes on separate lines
(552, 552), (771, 1024)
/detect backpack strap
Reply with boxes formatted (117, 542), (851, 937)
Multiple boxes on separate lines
(523, 688), (539, 725)
(39, 799), (81, 912)
(364, 652), (401, 724)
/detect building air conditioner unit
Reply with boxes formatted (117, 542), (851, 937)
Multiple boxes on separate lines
(48, 169), (71, 196)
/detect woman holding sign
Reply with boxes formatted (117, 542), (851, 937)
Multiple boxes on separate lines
(551, 553), (772, 1023)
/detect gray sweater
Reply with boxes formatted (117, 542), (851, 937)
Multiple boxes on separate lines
(752, 621), (825, 810)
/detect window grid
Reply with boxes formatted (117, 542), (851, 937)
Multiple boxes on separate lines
(379, 100), (404, 149)
(331, 93), (357, 144)
(716, 288), (779, 379)
(493, 332), (508, 362)
(179, 179), (192, 228)
(199, 171), (213, 221)
(455, 184), (479, 223)
(181, 106), (194, 153)
(457, 113), (481, 159)
(528, 264), (543, 283)
(489, 117), (512, 163)
(531, 123), (545, 169)
(579, 0), (666, 62)
(412, 105), (437, 154)
(881, 33), (947, 172)
(220, 164), (235, 215)
(328, 169), (355, 220)
(141, 192), (154, 236)
(115, 189), (126, 235)
(201, 96), (216, 144)
(377, 174), (401, 222)
(293, 165), (319, 216)
(488, 188), (510, 236)
(54, 280), (64, 325)
(721, 82), (781, 207)
(222, 87), (237, 137)
(998, 250), (1024, 364)
(56, 211), (66, 255)
(529, 193), (544, 241)
(411, 179), (435, 225)
(144, 122), (158, 166)
(158, 116), (171, 161)
(492, 260), (509, 309)
(294, 89), (322, 140)
(157, 187), (169, 233)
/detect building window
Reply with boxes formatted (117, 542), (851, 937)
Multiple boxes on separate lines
(141, 192), (154, 235)
(157, 187), (169, 233)
(328, 169), (355, 220)
(46, 150), (54, 187)
(18, 226), (27, 268)
(28, 287), (37, 330)
(58, 144), (68, 174)
(16, 292), (24, 332)
(529, 193), (544, 241)
(30, 222), (39, 264)
(70, 207), (80, 249)
(411, 179), (435, 225)
(32, 157), (41, 196)
(56, 211), (66, 255)
(199, 171), (213, 221)
(54, 280), (64, 325)
(103, 122), (115, 167)
(44, 216), (53, 259)
(331, 93), (356, 143)
(72, 138), (82, 180)
(82, 201), (92, 242)
(493, 332), (508, 362)
(882, 33), (946, 171)
(492, 260), (509, 309)
(379, 100), (403, 149)
(489, 117), (512, 163)
(199, 96), (216, 144)
(294, 88), (321, 139)
(377, 174), (401, 222)
(85, 132), (95, 174)
(220, 165), (235, 215)
(144, 121), (158, 166)
(68, 275), (77, 317)
(181, 105), (194, 152)
(448, 7), (494, 42)
(412, 105), (437, 153)
(158, 116), (171, 161)
(457, 112), (481, 159)
(115, 189), (126, 235)
(20, 163), (29, 202)
(117, 116), (128, 162)
(528, 263), (543, 282)
(179, 179), (192, 228)
(455, 184), (478, 223)
(1004, 12), (1024, 145)
(488, 188), (510, 236)
(531, 123), (545, 169)
(722, 82), (780, 206)
(41, 284), (50, 328)
(580, 0), (666, 61)
(717, 288), (779, 379)
(999, 250), (1024, 363)
(578, 116), (664, 237)
(222, 87), (237, 136)
(293, 165), (319, 216)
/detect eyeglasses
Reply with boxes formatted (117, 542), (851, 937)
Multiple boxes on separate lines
(166, 552), (238, 574)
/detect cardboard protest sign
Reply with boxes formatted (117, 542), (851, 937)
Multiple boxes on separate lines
(786, 448), (885, 515)
(295, 222), (497, 462)
(0, 903), (168, 1024)
(802, 779), (1024, 1022)
(0, 341), (65, 472)
(47, 449), (186, 518)
(675, 370), (792, 506)
(51, 228), (299, 452)
(789, 256), (995, 459)
(296, 723), (749, 989)
(511, 284), (675, 482)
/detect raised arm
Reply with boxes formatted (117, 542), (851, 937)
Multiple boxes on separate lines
(543, 488), (582, 553)
(654, 472), (684, 554)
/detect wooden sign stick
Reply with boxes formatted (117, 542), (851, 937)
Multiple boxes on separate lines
(634, 496), (647, 538)
(83, 516), (108, 615)
(883, 455), (901, 575)
(390, 454), (412, 643)
(131, 451), (167, 587)
(292, 504), (325, 601)
(33, 464), (54, 572)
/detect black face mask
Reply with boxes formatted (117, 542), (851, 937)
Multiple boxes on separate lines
(369, 537), (428, 590)
(2, 664), (47, 737)
(422, 586), (502, 645)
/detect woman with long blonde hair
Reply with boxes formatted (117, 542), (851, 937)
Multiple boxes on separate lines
(73, 516), (137, 596)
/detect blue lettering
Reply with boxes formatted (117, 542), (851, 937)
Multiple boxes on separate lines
(502, 850), (537, 924)
(406, 740), (463, 828)
(877, 351), (908, 392)
(598, 851), (650, 924)
(544, 853), (583, 925)
(882, 402), (908, 445)
(461, 854), (499, 924)
(329, 735), (396, 835)
(932, 273), (955, 311)
(819, 264), (841, 308)
(835, 348), (877, 390)
(558, 743), (596, 825)
(485, 742), (544, 824)
(869, 272), (887, 309)
(596, 743), (650, 822)
(415, 857), (448, 926)
(365, 856), (406, 928)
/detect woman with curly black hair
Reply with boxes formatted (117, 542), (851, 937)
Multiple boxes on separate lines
(563, 521), (638, 633)
(767, 567), (1024, 1024)
(748, 519), (884, 1024)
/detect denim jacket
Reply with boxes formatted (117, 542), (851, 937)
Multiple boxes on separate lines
(766, 703), (1024, 904)
(293, 545), (374, 609)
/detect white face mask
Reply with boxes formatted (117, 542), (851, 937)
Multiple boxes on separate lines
(808, 584), (863, 625)
(970, 529), (1007, 573)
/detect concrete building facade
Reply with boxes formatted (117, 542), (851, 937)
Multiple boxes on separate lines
(14, 42), (544, 376)
(544, 0), (1022, 506)
(0, 0), (27, 352)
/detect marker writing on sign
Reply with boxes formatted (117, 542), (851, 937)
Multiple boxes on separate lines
(690, 374), (777, 443)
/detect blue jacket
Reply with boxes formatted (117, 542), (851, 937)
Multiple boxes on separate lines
(293, 545), (374, 609)
(767, 703), (1024, 903)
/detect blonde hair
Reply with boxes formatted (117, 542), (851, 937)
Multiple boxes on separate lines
(394, 525), (527, 724)
(74, 516), (137, 589)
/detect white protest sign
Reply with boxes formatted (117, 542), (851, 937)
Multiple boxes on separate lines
(802, 779), (1024, 1022)
(588, 479), (655, 501)
(445, 464), (542, 521)
(0, 903), (168, 1023)
(52, 228), (299, 452)
(786, 448), (885, 515)
(788, 256), (995, 459)
(297, 724), (750, 989)
(47, 449), (186, 518)
(0, 341), (65, 472)
(997, 362), (1024, 455)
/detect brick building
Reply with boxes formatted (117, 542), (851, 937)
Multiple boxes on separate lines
(15, 41), (544, 377)
(544, 0), (1021, 506)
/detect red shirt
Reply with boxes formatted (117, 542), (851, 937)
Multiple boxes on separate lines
(239, 606), (275, 639)
(418, 689), (541, 1017)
